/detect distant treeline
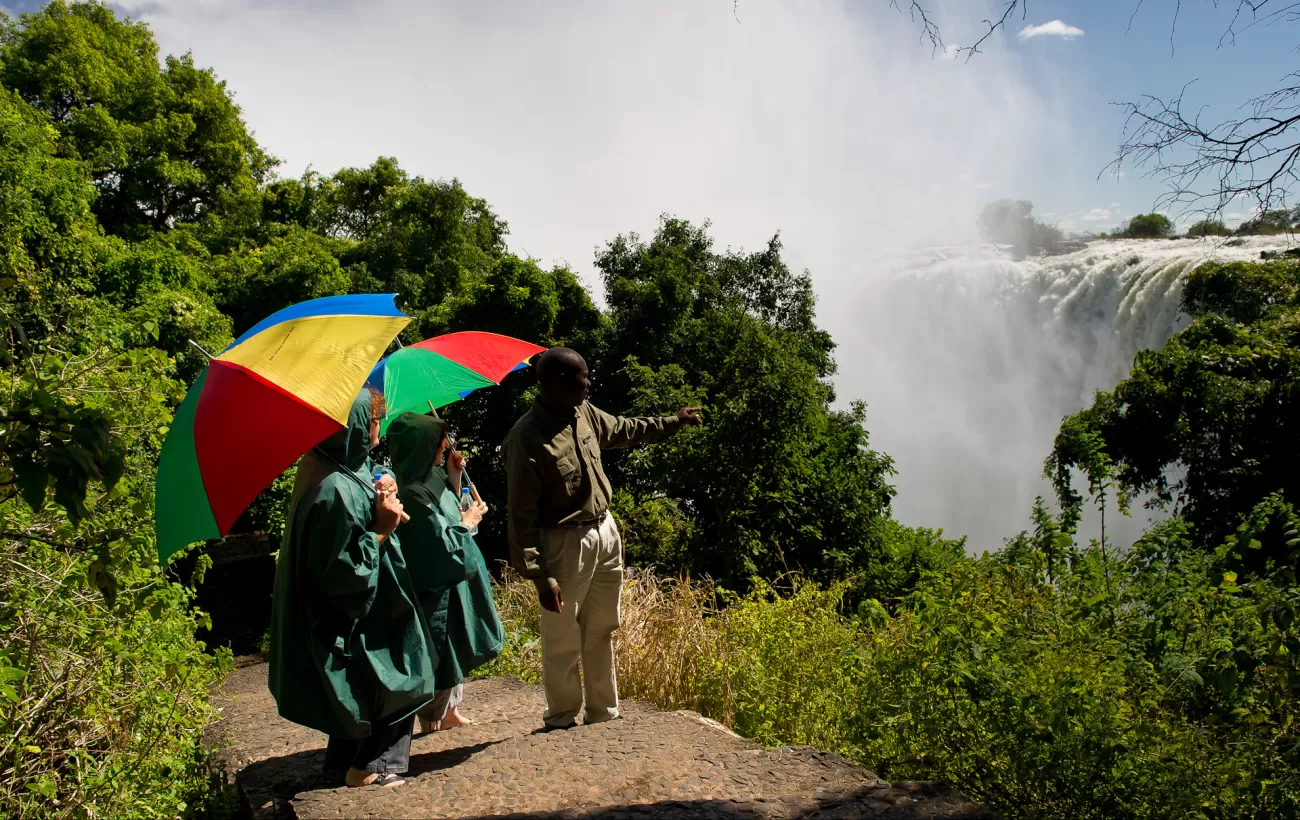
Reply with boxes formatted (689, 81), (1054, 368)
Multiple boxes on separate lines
(978, 199), (1296, 257)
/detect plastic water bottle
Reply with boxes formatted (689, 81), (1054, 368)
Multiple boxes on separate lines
(460, 486), (478, 535)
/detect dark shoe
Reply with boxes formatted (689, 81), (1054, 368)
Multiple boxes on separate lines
(536, 722), (576, 733)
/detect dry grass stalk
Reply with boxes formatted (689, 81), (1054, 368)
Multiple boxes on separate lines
(488, 566), (741, 727)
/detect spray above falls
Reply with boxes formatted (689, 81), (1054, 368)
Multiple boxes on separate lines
(825, 236), (1292, 553)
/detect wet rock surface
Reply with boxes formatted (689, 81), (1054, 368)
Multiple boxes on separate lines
(208, 662), (995, 819)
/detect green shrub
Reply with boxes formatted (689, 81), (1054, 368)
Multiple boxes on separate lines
(1235, 210), (1295, 236)
(1187, 218), (1233, 238)
(487, 547), (1300, 818)
(0, 320), (231, 818)
(1118, 213), (1175, 238)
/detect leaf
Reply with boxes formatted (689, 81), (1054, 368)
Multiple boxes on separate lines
(94, 569), (118, 607)
(13, 458), (48, 513)
(1223, 571), (1238, 584)
(23, 745), (40, 753)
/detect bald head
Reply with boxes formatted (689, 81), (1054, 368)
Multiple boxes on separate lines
(536, 347), (590, 411)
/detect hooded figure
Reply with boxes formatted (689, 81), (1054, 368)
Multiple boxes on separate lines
(268, 390), (435, 785)
(388, 411), (505, 730)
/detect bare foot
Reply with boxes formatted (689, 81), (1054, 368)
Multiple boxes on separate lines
(438, 706), (470, 730)
(344, 768), (377, 788)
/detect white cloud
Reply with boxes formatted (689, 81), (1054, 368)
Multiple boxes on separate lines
(1109, 202), (1120, 208)
(1018, 20), (1085, 40)
(1081, 208), (1112, 221)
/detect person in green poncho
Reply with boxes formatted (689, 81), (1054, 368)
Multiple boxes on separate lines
(267, 389), (436, 789)
(387, 411), (505, 735)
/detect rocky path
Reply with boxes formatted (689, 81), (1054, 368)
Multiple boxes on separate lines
(208, 661), (995, 819)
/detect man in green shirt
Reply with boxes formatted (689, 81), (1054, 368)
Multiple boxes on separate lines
(503, 347), (702, 729)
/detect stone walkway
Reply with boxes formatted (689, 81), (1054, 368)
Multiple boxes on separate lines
(208, 661), (995, 819)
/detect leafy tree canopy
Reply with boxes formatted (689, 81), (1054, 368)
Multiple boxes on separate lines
(1116, 212), (1175, 238)
(1047, 259), (1300, 555)
(0, 0), (274, 239)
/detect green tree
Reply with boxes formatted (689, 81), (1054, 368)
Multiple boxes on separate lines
(1186, 218), (1231, 237)
(211, 227), (350, 334)
(0, 1), (273, 239)
(592, 217), (899, 587)
(1235, 209), (1295, 236)
(1047, 259), (1300, 552)
(318, 159), (507, 312)
(1118, 213), (1174, 238)
(0, 86), (103, 350)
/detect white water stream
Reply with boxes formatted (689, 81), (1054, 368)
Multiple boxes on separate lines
(825, 236), (1292, 553)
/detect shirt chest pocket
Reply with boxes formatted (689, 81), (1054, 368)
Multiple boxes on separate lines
(579, 432), (601, 464)
(555, 452), (581, 493)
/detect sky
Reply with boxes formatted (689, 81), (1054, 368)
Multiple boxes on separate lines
(2, 0), (1294, 545)
(0, 0), (1286, 263)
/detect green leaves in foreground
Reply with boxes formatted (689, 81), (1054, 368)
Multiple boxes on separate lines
(3, 389), (124, 524)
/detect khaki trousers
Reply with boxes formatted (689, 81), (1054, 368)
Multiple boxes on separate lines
(538, 514), (623, 727)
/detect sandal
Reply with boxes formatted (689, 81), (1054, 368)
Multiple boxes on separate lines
(344, 770), (408, 788)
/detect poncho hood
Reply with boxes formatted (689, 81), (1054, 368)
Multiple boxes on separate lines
(387, 411), (447, 488)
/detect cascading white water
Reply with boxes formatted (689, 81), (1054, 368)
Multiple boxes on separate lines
(825, 236), (1291, 553)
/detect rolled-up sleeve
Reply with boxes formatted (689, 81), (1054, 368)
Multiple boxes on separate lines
(590, 404), (683, 450)
(505, 438), (547, 580)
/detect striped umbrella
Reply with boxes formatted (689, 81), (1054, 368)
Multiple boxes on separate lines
(365, 331), (546, 434)
(154, 294), (410, 563)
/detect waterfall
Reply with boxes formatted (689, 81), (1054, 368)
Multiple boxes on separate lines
(825, 236), (1291, 553)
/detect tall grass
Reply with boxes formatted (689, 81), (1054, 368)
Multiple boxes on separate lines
(482, 563), (1298, 819)
(484, 568), (857, 749)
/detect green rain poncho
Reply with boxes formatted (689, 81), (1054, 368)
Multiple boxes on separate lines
(268, 391), (437, 739)
(387, 412), (505, 690)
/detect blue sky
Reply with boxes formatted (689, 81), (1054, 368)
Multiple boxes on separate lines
(960, 0), (1296, 231)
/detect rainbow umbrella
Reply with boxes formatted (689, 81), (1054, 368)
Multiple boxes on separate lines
(155, 294), (410, 563)
(366, 331), (546, 432)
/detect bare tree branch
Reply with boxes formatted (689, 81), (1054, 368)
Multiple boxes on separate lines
(1215, 0), (1300, 48)
(879, 0), (1300, 222)
(1104, 75), (1300, 220)
(1127, 0), (1150, 36)
(889, 0), (944, 54)
(957, 1), (1027, 61)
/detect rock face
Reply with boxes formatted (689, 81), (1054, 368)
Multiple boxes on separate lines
(208, 662), (996, 819)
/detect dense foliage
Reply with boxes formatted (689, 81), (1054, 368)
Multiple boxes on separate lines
(1114, 212), (1176, 238)
(1048, 259), (1299, 548)
(1236, 209), (1298, 236)
(1188, 218), (1233, 237)
(3, 2), (1298, 818)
